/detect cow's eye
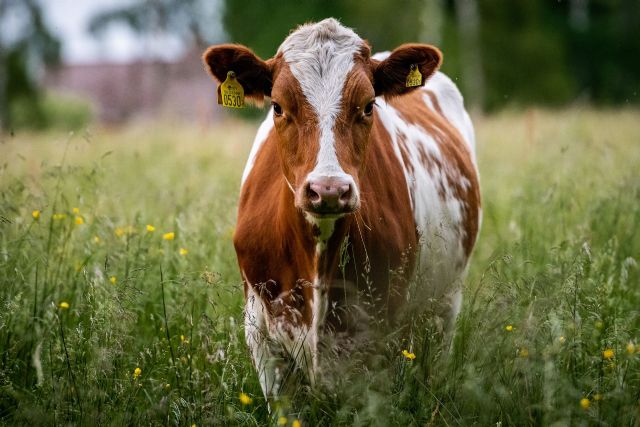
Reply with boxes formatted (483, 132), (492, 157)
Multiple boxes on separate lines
(363, 100), (375, 117)
(272, 102), (283, 117)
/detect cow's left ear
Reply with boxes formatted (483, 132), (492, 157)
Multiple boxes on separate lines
(202, 44), (273, 104)
(371, 44), (442, 98)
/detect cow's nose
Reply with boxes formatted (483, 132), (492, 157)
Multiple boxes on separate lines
(304, 176), (356, 215)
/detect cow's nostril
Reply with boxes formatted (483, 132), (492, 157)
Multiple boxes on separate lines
(306, 183), (321, 203)
(339, 185), (351, 203)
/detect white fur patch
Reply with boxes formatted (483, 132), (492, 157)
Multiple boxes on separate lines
(278, 18), (361, 182)
(375, 73), (479, 306)
(241, 109), (274, 186)
(243, 272), (318, 398)
(243, 276), (281, 399)
(425, 72), (477, 157)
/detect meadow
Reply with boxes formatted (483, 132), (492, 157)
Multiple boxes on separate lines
(1, 108), (639, 426)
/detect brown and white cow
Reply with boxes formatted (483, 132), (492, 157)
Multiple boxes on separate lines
(203, 18), (481, 401)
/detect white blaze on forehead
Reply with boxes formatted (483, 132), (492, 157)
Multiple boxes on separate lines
(278, 18), (362, 177)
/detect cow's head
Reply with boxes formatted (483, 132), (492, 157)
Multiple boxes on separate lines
(203, 18), (441, 220)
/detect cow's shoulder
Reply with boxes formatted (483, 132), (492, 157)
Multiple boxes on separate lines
(423, 71), (475, 153)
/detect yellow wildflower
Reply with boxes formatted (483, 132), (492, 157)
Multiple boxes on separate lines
(626, 342), (635, 355)
(163, 232), (175, 240)
(277, 416), (288, 426)
(115, 227), (125, 237)
(32, 210), (41, 220)
(59, 301), (70, 309)
(93, 236), (101, 244)
(580, 397), (590, 410)
(165, 383), (171, 390)
(133, 367), (142, 379)
(179, 247), (188, 256)
(53, 213), (66, 220)
(72, 207), (80, 214)
(239, 392), (252, 405)
(110, 276), (117, 285)
(603, 349), (614, 360)
(292, 420), (302, 427)
(593, 393), (603, 401)
(518, 347), (529, 358)
(191, 424), (196, 427)
(558, 336), (566, 344)
(146, 224), (155, 232)
(402, 349), (416, 360)
(74, 216), (84, 225)
(505, 325), (513, 332)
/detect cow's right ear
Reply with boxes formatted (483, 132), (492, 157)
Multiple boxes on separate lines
(202, 44), (273, 104)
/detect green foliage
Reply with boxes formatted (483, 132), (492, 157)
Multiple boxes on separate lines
(9, 93), (92, 131)
(0, 110), (639, 425)
(0, 0), (61, 130)
(221, 0), (640, 110)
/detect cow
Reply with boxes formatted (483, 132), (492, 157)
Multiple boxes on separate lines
(202, 18), (481, 403)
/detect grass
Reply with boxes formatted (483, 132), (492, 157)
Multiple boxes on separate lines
(1, 108), (639, 425)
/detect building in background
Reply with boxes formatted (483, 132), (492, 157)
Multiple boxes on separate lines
(44, 47), (219, 125)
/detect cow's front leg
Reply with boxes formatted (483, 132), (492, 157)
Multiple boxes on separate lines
(244, 287), (287, 405)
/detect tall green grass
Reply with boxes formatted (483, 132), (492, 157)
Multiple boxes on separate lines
(0, 109), (639, 425)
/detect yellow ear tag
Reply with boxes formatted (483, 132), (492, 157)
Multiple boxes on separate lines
(218, 71), (244, 108)
(406, 64), (422, 88)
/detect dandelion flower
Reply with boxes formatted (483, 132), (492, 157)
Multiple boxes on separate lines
(32, 210), (41, 220)
(53, 213), (66, 220)
(558, 336), (566, 344)
(146, 224), (155, 232)
(239, 392), (252, 405)
(626, 342), (635, 355)
(402, 349), (416, 360)
(580, 397), (590, 410)
(115, 227), (125, 237)
(74, 216), (84, 225)
(602, 349), (614, 360)
(505, 325), (513, 332)
(292, 420), (302, 427)
(72, 207), (80, 215)
(165, 383), (171, 390)
(163, 232), (175, 240)
(179, 247), (188, 256)
(93, 236), (101, 244)
(59, 301), (70, 309)
(277, 416), (288, 426)
(133, 367), (142, 379)
(110, 276), (117, 285)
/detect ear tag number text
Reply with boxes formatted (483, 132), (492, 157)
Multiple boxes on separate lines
(406, 64), (422, 88)
(218, 71), (245, 109)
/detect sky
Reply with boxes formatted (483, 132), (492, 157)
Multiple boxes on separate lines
(40, 0), (189, 64)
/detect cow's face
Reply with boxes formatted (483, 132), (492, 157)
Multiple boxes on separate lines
(203, 20), (442, 220)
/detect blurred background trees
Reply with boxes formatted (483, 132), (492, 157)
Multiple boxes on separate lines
(0, 0), (60, 130)
(1, 0), (639, 130)
(223, 0), (640, 111)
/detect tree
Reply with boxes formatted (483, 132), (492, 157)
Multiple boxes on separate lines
(89, 0), (224, 53)
(0, 0), (60, 131)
